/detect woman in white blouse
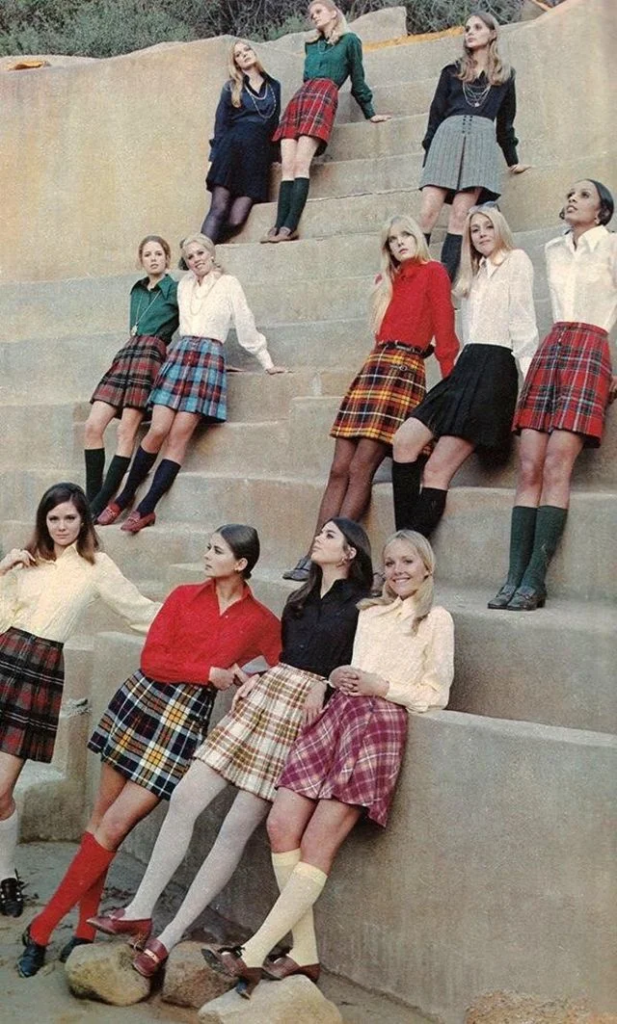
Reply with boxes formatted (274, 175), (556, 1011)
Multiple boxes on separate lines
(391, 205), (538, 537)
(0, 482), (159, 917)
(204, 529), (454, 997)
(96, 233), (285, 533)
(490, 179), (617, 611)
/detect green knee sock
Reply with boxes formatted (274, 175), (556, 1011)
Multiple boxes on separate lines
(283, 177), (310, 232)
(275, 180), (294, 230)
(519, 505), (568, 591)
(505, 506), (538, 587)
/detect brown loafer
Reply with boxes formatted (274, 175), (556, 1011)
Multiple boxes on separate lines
(87, 909), (152, 948)
(120, 511), (156, 533)
(133, 937), (168, 978)
(263, 954), (320, 982)
(95, 502), (123, 526)
(202, 944), (262, 999)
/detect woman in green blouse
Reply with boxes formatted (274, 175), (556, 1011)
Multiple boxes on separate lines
(263, 0), (389, 243)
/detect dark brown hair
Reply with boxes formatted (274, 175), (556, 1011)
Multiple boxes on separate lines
(285, 518), (373, 615)
(215, 524), (260, 580)
(26, 482), (99, 563)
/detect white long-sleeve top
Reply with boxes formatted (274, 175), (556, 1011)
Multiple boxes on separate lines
(545, 225), (617, 332)
(177, 272), (274, 369)
(460, 248), (539, 377)
(0, 545), (161, 643)
(350, 598), (454, 714)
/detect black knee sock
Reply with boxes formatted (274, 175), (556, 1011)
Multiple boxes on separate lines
(275, 180), (294, 230)
(391, 461), (423, 531)
(84, 449), (105, 502)
(408, 487), (448, 537)
(440, 232), (463, 282)
(90, 455), (131, 517)
(114, 446), (158, 511)
(135, 459), (181, 516)
(423, 232), (432, 246)
(283, 177), (310, 232)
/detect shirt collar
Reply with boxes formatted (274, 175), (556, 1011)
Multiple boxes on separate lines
(198, 577), (254, 606)
(563, 225), (608, 254)
(371, 594), (418, 621)
(132, 273), (175, 297)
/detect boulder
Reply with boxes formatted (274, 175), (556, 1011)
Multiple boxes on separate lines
(466, 991), (617, 1024)
(65, 941), (151, 1006)
(162, 941), (234, 1009)
(198, 975), (343, 1023)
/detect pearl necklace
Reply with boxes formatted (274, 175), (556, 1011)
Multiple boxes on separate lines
(188, 273), (220, 318)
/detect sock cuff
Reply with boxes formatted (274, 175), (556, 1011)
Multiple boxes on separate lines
(294, 862), (328, 887)
(272, 849), (301, 868)
(0, 808), (18, 833)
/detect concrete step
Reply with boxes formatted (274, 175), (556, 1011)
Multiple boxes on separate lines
(326, 112), (427, 162)
(336, 79), (436, 123)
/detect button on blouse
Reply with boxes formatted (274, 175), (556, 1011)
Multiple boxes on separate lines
(280, 578), (367, 679)
(544, 226), (617, 332)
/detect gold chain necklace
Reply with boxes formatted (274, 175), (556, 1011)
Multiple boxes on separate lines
(131, 287), (161, 336)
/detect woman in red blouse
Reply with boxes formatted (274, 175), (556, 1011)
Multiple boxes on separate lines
(284, 214), (459, 580)
(18, 524), (281, 978)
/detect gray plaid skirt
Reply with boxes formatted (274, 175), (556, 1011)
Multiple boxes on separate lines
(420, 114), (503, 202)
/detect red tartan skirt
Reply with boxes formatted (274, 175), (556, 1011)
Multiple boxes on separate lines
(0, 628), (65, 763)
(514, 322), (612, 447)
(278, 691), (408, 827)
(90, 334), (168, 414)
(273, 78), (339, 154)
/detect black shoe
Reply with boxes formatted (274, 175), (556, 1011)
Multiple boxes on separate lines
(0, 874), (25, 917)
(59, 936), (93, 963)
(506, 585), (546, 611)
(282, 556), (311, 582)
(487, 582), (518, 610)
(17, 926), (47, 978)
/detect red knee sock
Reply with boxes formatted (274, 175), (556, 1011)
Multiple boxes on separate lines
(30, 832), (115, 946)
(74, 865), (111, 940)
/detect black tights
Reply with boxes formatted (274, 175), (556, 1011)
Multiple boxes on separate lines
(201, 187), (254, 243)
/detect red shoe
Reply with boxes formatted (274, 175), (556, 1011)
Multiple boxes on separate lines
(263, 953), (320, 982)
(87, 908), (152, 948)
(120, 511), (156, 533)
(95, 502), (123, 526)
(133, 937), (169, 978)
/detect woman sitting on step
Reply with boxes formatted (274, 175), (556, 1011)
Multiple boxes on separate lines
(489, 179), (617, 611)
(96, 233), (285, 533)
(262, 0), (390, 244)
(284, 215), (459, 582)
(419, 12), (530, 282)
(0, 482), (159, 923)
(201, 39), (281, 243)
(88, 518), (371, 979)
(84, 236), (179, 519)
(391, 205), (538, 538)
(17, 524), (281, 977)
(205, 530), (454, 998)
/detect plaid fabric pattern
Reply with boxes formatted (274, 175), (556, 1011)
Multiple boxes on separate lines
(149, 336), (227, 421)
(514, 322), (612, 448)
(90, 334), (168, 412)
(0, 628), (64, 763)
(88, 670), (216, 800)
(278, 691), (408, 827)
(273, 78), (339, 150)
(331, 343), (427, 445)
(420, 114), (502, 202)
(196, 663), (324, 802)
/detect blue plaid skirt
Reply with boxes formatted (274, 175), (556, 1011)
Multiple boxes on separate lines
(149, 336), (227, 421)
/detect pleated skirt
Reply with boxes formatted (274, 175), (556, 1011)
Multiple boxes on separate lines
(0, 628), (64, 763)
(149, 336), (227, 421)
(90, 334), (168, 413)
(207, 123), (275, 203)
(420, 114), (502, 203)
(273, 78), (339, 155)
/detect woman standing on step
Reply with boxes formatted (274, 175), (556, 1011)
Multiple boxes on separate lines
(18, 524), (281, 977)
(262, 0), (390, 244)
(0, 482), (159, 923)
(201, 40), (281, 243)
(89, 518), (372, 979)
(205, 530), (454, 997)
(284, 215), (459, 582)
(391, 205), (538, 537)
(96, 233), (285, 533)
(84, 236), (179, 519)
(489, 179), (617, 611)
(419, 12), (530, 282)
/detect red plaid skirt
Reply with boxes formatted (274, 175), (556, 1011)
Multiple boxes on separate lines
(278, 691), (408, 827)
(273, 78), (339, 154)
(514, 322), (612, 447)
(90, 334), (168, 413)
(0, 628), (65, 763)
(331, 343), (427, 445)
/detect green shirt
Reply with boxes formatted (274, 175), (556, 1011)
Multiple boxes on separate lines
(129, 274), (179, 342)
(303, 32), (375, 119)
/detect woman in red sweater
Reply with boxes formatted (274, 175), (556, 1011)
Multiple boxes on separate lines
(284, 214), (459, 580)
(18, 524), (281, 977)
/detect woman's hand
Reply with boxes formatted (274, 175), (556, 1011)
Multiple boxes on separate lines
(0, 548), (36, 575)
(231, 673), (260, 709)
(338, 668), (389, 698)
(302, 680), (326, 726)
(329, 666), (356, 690)
(509, 163), (532, 175)
(370, 113), (391, 123)
(266, 365), (288, 375)
(609, 375), (617, 404)
(209, 666), (237, 691)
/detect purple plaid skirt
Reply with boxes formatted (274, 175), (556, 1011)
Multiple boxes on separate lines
(273, 78), (339, 155)
(149, 336), (227, 421)
(90, 334), (168, 413)
(278, 691), (408, 827)
(0, 628), (65, 763)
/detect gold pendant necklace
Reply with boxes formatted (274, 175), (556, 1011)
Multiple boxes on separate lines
(131, 287), (161, 336)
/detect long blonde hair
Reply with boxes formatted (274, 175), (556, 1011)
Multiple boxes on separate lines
(369, 215), (430, 335)
(454, 206), (515, 298)
(307, 0), (348, 46)
(228, 39), (267, 108)
(359, 530), (435, 630)
(457, 12), (511, 86)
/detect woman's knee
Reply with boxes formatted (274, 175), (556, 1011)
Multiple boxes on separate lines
(116, 418), (140, 450)
(267, 804), (301, 849)
(392, 422), (423, 462)
(542, 448), (576, 491)
(84, 417), (105, 446)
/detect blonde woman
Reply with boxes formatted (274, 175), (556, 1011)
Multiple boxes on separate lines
(284, 215), (459, 581)
(202, 41), (281, 243)
(392, 205), (538, 536)
(419, 13), (530, 280)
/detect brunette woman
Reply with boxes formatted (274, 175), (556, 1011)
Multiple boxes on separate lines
(489, 179), (617, 611)
(96, 234), (285, 533)
(17, 524), (281, 976)
(263, 0), (390, 243)
(284, 215), (459, 581)
(204, 530), (454, 996)
(84, 236), (179, 517)
(419, 13), (530, 281)
(392, 205), (538, 536)
(89, 518), (371, 978)
(0, 483), (159, 920)
(202, 40), (281, 243)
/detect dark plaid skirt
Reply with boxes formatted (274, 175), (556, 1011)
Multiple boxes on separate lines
(513, 322), (612, 447)
(420, 114), (503, 204)
(278, 691), (408, 827)
(90, 334), (168, 414)
(88, 670), (216, 800)
(149, 336), (227, 421)
(331, 343), (427, 445)
(273, 78), (339, 155)
(0, 628), (65, 763)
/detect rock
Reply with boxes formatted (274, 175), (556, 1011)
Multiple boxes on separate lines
(162, 941), (234, 1009)
(198, 974), (343, 1023)
(465, 991), (617, 1024)
(65, 941), (151, 1006)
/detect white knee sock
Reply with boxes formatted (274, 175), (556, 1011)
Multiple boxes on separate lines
(271, 849), (319, 966)
(241, 862), (327, 968)
(0, 808), (19, 880)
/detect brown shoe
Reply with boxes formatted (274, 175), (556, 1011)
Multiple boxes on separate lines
(120, 511), (156, 533)
(263, 954), (320, 982)
(95, 501), (123, 526)
(133, 937), (168, 978)
(260, 226), (279, 243)
(274, 227), (299, 242)
(87, 909), (152, 948)
(202, 944), (262, 999)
